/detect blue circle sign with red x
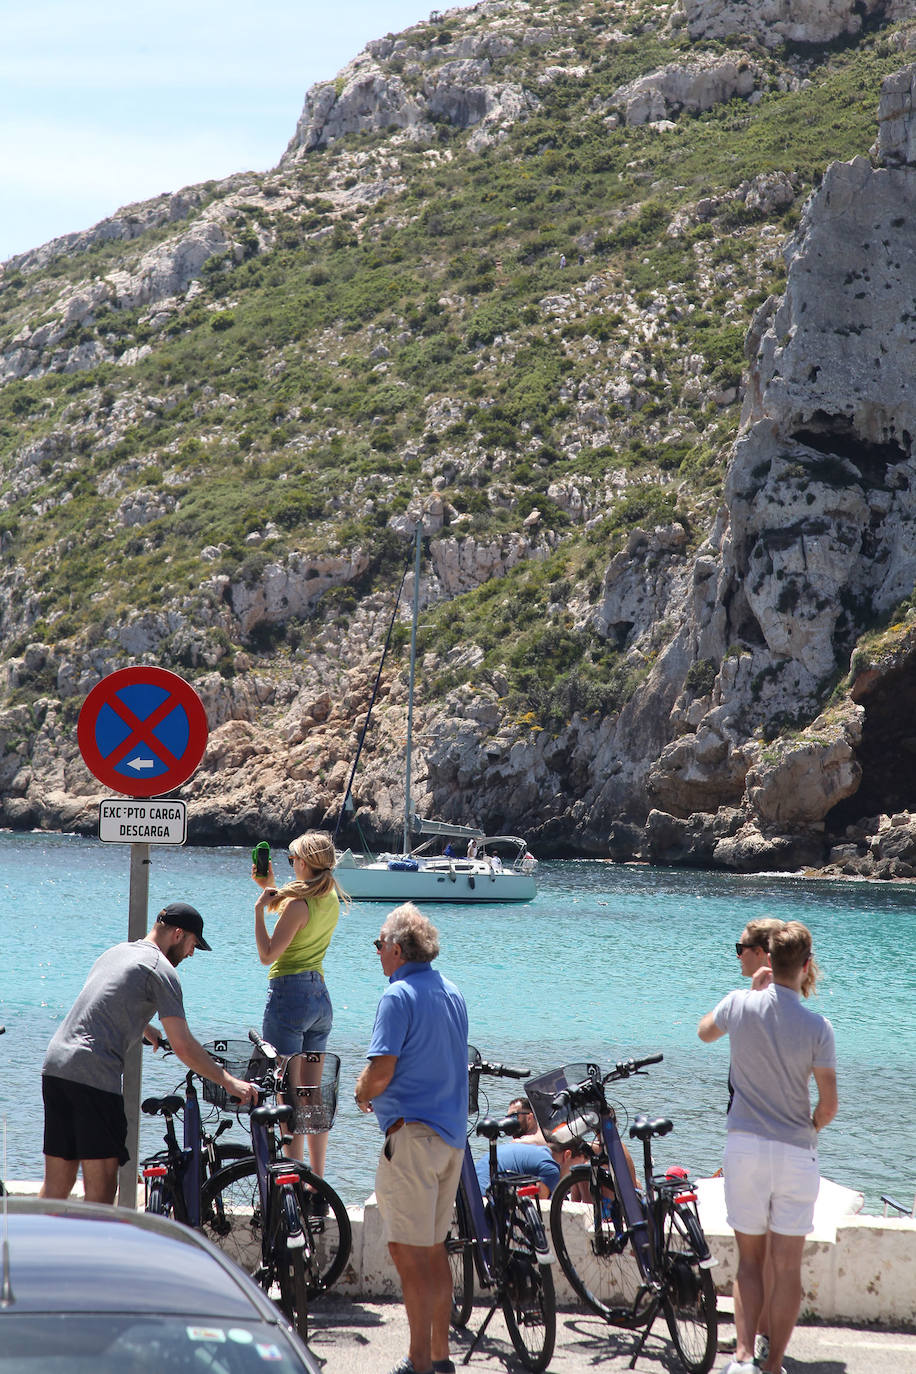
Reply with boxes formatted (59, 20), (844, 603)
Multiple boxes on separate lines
(77, 667), (209, 797)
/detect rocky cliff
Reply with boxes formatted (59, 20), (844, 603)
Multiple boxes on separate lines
(2, 0), (916, 877)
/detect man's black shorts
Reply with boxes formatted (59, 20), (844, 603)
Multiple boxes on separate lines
(42, 1074), (129, 1165)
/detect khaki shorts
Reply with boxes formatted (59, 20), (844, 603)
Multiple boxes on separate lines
(375, 1121), (464, 1247)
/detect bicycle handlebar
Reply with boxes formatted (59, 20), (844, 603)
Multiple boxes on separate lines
(611, 1052), (663, 1079)
(248, 1027), (279, 1061)
(472, 1059), (530, 1080)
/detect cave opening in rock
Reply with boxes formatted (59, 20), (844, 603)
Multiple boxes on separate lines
(827, 648), (916, 830)
(791, 410), (910, 486)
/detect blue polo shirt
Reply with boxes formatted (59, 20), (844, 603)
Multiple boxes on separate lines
(366, 960), (469, 1149)
(475, 1142), (560, 1196)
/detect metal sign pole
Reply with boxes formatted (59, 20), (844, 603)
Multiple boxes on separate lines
(117, 841), (150, 1208)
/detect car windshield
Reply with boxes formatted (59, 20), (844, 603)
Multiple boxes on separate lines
(0, 1314), (308, 1373)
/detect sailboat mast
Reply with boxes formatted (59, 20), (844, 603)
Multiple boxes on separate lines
(402, 523), (422, 857)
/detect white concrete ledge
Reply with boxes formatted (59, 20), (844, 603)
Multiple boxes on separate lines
(9, 1182), (915, 1324)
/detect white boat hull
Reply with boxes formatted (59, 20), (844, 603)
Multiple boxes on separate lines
(336, 857), (536, 903)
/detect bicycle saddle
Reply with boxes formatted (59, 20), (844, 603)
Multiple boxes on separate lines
(629, 1114), (673, 1141)
(251, 1103), (295, 1127)
(141, 1095), (184, 1116)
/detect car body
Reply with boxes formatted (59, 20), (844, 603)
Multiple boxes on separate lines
(0, 1196), (322, 1373)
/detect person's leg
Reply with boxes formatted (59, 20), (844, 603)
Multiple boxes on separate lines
(306, 1129), (328, 1176)
(731, 1230), (768, 1364)
(428, 1241), (454, 1365)
(388, 1241), (439, 1372)
(756, 1234), (773, 1358)
(80, 1157), (120, 1204)
(40, 1155), (79, 1199)
(760, 1231), (806, 1373)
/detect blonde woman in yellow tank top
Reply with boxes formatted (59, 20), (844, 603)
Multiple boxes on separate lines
(252, 830), (349, 1177)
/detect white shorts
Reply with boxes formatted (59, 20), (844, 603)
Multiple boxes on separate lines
(724, 1131), (819, 1237)
(375, 1121), (464, 1247)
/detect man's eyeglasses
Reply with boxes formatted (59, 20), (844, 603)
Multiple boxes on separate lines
(735, 941), (760, 955)
(373, 938), (386, 950)
(287, 854), (296, 867)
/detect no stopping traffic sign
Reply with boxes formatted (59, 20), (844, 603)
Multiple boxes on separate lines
(78, 667), (209, 797)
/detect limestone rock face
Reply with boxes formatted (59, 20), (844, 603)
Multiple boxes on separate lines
(612, 54), (761, 125)
(877, 63), (916, 167)
(282, 50), (536, 159)
(744, 708), (863, 825)
(684, 0), (885, 47)
(744, 155), (916, 457)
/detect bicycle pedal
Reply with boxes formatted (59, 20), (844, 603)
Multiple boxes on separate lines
(286, 1231), (306, 1250)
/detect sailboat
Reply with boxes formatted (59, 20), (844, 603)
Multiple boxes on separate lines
(334, 525), (538, 903)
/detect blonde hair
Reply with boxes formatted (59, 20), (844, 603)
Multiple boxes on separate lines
(266, 830), (350, 912)
(743, 917), (784, 950)
(770, 920), (818, 990)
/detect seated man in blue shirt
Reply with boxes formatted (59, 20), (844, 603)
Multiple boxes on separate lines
(476, 1134), (588, 1199)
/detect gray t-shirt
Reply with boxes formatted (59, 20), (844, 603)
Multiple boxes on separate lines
(714, 983), (836, 1150)
(43, 940), (186, 1095)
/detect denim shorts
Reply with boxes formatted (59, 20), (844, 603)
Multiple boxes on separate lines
(262, 970), (333, 1055)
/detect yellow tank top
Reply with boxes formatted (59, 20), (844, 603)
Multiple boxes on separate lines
(269, 890), (341, 980)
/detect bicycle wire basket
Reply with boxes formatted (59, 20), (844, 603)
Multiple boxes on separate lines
(202, 1038), (273, 1109)
(280, 1051), (341, 1133)
(525, 1062), (602, 1144)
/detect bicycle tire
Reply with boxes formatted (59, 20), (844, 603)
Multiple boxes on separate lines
(278, 1242), (310, 1342)
(549, 1165), (643, 1322)
(660, 1204), (717, 1374)
(145, 1178), (174, 1218)
(200, 1158), (351, 1298)
(500, 1199), (556, 1373)
(294, 1173), (352, 1298)
(446, 1188), (474, 1328)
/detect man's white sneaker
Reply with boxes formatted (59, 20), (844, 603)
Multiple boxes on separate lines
(754, 1333), (770, 1363)
(718, 1361), (756, 1374)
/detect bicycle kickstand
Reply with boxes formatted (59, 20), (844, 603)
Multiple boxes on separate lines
(627, 1294), (660, 1370)
(461, 1294), (502, 1366)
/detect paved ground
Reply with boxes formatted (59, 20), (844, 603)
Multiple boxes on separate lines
(305, 1296), (916, 1374)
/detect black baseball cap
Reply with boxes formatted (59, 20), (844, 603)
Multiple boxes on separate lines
(157, 901), (211, 951)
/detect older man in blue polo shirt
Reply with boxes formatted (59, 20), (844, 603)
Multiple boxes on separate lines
(355, 902), (468, 1374)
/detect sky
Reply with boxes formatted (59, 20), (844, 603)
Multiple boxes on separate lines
(0, 0), (472, 264)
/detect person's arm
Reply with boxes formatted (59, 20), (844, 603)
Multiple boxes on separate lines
(162, 1016), (258, 1105)
(811, 1065), (838, 1133)
(254, 892), (309, 966)
(354, 1054), (397, 1112)
(697, 1010), (726, 1043)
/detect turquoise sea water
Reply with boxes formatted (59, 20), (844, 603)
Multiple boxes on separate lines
(2, 829), (914, 1213)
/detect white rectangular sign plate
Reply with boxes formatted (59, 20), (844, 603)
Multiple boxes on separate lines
(98, 799), (188, 845)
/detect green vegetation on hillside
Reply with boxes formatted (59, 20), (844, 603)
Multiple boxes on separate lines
(0, 0), (909, 725)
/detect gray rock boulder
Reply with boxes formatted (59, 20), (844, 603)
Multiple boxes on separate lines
(684, 0), (885, 47)
(612, 54), (762, 125)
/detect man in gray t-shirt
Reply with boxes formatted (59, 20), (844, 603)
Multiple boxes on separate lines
(41, 901), (257, 1205)
(698, 921), (838, 1374)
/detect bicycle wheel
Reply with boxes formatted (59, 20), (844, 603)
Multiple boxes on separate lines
(200, 1157), (262, 1273)
(294, 1173), (352, 1298)
(446, 1189), (474, 1328)
(661, 1204), (717, 1374)
(278, 1244), (309, 1342)
(145, 1178), (174, 1218)
(550, 1165), (643, 1321)
(500, 1201), (555, 1373)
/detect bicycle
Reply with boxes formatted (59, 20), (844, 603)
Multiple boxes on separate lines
(199, 1029), (352, 1341)
(140, 1040), (251, 1225)
(534, 1054), (717, 1374)
(446, 1047), (556, 1373)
